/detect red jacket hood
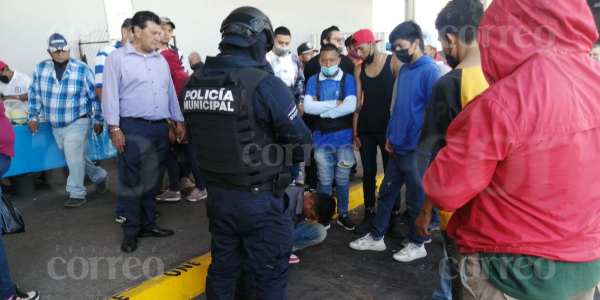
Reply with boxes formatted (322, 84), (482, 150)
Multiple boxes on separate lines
(161, 49), (189, 99)
(479, 0), (598, 85)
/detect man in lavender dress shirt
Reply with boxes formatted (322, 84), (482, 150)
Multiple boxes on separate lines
(101, 11), (185, 253)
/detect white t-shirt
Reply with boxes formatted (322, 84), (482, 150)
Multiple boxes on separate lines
(0, 71), (32, 97)
(266, 51), (297, 88)
(437, 61), (452, 76)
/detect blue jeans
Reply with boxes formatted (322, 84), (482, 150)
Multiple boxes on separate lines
(369, 151), (430, 245)
(293, 221), (327, 252)
(290, 162), (300, 182)
(52, 118), (107, 199)
(433, 247), (452, 300)
(314, 145), (355, 215)
(0, 155), (15, 299)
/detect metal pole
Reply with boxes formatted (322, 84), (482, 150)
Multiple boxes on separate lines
(405, 0), (415, 21)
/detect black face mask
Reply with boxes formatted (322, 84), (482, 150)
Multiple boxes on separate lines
(395, 43), (413, 63)
(0, 76), (9, 84)
(363, 45), (375, 64)
(445, 44), (459, 69)
(53, 59), (69, 69)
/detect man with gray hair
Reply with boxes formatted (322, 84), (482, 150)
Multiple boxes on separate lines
(188, 52), (204, 71)
(29, 33), (108, 208)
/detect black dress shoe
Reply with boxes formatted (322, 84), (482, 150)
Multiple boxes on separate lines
(121, 235), (138, 253)
(138, 227), (174, 238)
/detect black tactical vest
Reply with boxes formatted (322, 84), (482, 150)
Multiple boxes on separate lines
(314, 72), (354, 134)
(181, 67), (287, 195)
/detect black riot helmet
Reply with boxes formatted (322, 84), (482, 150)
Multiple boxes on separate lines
(220, 7), (274, 51)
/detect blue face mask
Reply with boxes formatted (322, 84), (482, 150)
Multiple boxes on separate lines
(321, 65), (339, 76)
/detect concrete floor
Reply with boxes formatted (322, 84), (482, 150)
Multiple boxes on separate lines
(2, 156), (599, 300)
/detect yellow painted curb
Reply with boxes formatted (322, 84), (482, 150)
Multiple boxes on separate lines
(106, 173), (384, 300)
(106, 253), (212, 300)
(348, 174), (384, 211)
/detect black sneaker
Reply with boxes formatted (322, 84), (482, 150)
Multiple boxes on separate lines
(388, 213), (406, 239)
(337, 214), (356, 230)
(353, 209), (376, 234)
(64, 198), (86, 208)
(398, 210), (410, 224)
(12, 286), (40, 300)
(96, 174), (109, 194)
(115, 216), (126, 223)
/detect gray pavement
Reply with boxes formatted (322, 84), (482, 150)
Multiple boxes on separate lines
(2, 155), (599, 300)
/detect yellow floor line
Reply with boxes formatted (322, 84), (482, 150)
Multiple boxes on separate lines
(106, 174), (384, 300)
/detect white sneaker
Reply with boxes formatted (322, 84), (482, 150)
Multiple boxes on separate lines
(393, 242), (427, 262)
(289, 254), (300, 264)
(295, 170), (305, 185)
(349, 233), (386, 251)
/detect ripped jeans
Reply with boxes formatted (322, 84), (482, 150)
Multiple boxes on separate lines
(314, 144), (355, 215)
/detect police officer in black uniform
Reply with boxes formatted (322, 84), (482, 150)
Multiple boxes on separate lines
(180, 7), (312, 300)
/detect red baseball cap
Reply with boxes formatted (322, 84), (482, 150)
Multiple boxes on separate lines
(0, 61), (6, 70)
(351, 29), (381, 46)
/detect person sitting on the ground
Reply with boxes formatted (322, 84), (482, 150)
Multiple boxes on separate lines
(287, 185), (336, 264)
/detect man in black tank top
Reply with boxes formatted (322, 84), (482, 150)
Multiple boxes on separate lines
(350, 29), (403, 236)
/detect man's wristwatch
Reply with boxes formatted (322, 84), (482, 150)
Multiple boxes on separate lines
(109, 127), (121, 133)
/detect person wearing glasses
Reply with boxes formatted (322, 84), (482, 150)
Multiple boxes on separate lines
(28, 33), (109, 209)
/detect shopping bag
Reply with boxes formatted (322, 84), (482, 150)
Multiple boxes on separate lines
(0, 195), (25, 235)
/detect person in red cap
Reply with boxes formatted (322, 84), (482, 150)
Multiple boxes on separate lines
(349, 21), (441, 263)
(0, 61), (32, 102)
(350, 29), (403, 236)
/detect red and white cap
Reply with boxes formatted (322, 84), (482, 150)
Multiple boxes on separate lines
(351, 29), (381, 46)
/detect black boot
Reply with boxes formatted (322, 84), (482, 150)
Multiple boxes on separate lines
(353, 209), (376, 234)
(388, 212), (406, 239)
(398, 210), (410, 224)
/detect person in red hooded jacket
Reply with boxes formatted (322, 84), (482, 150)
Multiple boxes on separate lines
(422, 0), (600, 299)
(161, 49), (188, 99)
(157, 49), (208, 202)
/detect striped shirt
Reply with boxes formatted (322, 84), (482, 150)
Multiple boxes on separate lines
(28, 58), (103, 127)
(95, 41), (122, 88)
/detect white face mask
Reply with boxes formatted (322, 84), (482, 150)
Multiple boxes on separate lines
(273, 45), (290, 56)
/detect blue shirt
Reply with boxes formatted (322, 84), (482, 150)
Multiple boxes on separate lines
(388, 55), (441, 155)
(101, 41), (184, 125)
(304, 70), (357, 148)
(28, 58), (103, 127)
(94, 41), (122, 88)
